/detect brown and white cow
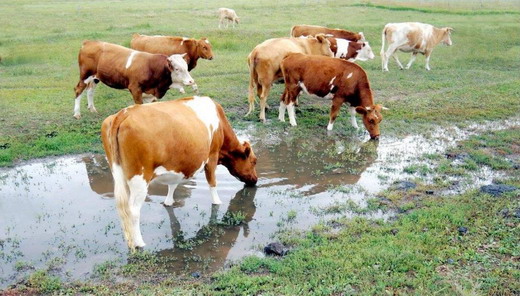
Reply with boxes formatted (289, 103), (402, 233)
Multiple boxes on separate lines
(101, 96), (258, 249)
(218, 8), (240, 28)
(246, 35), (333, 122)
(279, 53), (386, 139)
(73, 41), (194, 119)
(381, 22), (453, 71)
(130, 34), (214, 72)
(291, 24), (365, 42)
(327, 37), (375, 62)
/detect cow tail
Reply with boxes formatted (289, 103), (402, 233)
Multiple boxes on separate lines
(246, 53), (257, 117)
(109, 109), (135, 250)
(380, 26), (387, 59)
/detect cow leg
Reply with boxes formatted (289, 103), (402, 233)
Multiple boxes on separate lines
(73, 79), (88, 119)
(278, 101), (287, 122)
(259, 84), (271, 123)
(327, 98), (343, 131)
(287, 102), (297, 126)
(406, 52), (418, 69)
(86, 79), (98, 113)
(383, 44), (403, 71)
(349, 106), (359, 129)
(424, 50), (432, 71)
(163, 184), (178, 207)
(129, 87), (143, 104)
(392, 54), (404, 70)
(127, 175), (148, 248)
(204, 154), (221, 205)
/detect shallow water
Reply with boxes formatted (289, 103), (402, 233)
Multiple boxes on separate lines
(0, 120), (515, 287)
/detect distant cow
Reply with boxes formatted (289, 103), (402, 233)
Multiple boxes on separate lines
(101, 96), (258, 249)
(327, 37), (375, 62)
(381, 22), (453, 71)
(291, 25), (365, 42)
(218, 8), (240, 28)
(246, 35), (333, 122)
(279, 53), (386, 139)
(130, 34), (214, 72)
(73, 41), (194, 119)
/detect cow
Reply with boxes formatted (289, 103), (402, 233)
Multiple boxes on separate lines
(101, 96), (258, 249)
(218, 8), (240, 28)
(327, 37), (375, 62)
(246, 35), (333, 122)
(130, 34), (214, 72)
(73, 41), (194, 119)
(279, 53), (386, 139)
(291, 24), (365, 42)
(381, 22), (453, 71)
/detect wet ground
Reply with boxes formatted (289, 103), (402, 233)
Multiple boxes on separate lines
(0, 121), (516, 287)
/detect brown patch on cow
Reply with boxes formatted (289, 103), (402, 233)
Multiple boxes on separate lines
(291, 25), (363, 42)
(131, 34), (214, 71)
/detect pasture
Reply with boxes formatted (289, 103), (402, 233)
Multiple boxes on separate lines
(0, 0), (519, 294)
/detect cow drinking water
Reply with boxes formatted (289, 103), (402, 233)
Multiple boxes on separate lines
(101, 96), (258, 250)
(279, 53), (386, 139)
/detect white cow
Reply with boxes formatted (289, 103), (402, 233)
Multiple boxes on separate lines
(218, 8), (240, 28)
(381, 22), (453, 71)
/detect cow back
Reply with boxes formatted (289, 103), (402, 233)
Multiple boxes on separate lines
(292, 25), (363, 42)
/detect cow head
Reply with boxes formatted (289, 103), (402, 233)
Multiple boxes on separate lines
(351, 42), (375, 62)
(314, 34), (334, 57)
(167, 54), (195, 88)
(358, 32), (366, 41)
(234, 17), (240, 24)
(442, 27), (454, 46)
(355, 104), (386, 140)
(198, 38), (214, 60)
(221, 141), (258, 186)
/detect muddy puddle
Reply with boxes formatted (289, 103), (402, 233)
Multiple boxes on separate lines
(0, 120), (516, 287)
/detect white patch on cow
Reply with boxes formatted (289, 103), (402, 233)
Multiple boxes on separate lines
(329, 76), (336, 85)
(287, 102), (297, 126)
(335, 38), (350, 59)
(127, 173), (148, 247)
(73, 94), (83, 118)
(125, 51), (138, 69)
(153, 166), (186, 206)
(347, 72), (353, 79)
(353, 42), (375, 61)
(299, 81), (311, 96)
(168, 54), (194, 86)
(278, 101), (287, 122)
(210, 187), (221, 204)
(184, 96), (220, 142)
(349, 107), (359, 129)
(205, 39), (210, 44)
(327, 121), (334, 131)
(83, 75), (96, 84)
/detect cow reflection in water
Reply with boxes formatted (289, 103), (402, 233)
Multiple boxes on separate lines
(82, 154), (174, 199)
(259, 138), (379, 195)
(156, 187), (257, 273)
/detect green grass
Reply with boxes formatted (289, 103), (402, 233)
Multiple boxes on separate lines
(1, 0), (519, 166)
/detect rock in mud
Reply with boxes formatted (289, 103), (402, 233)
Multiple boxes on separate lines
(393, 181), (416, 191)
(480, 184), (518, 197)
(445, 152), (469, 160)
(191, 271), (201, 278)
(264, 242), (288, 256)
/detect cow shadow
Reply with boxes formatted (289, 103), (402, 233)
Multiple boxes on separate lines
(155, 186), (258, 273)
(256, 137), (379, 195)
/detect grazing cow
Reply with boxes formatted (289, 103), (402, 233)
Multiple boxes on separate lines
(279, 53), (386, 139)
(291, 24), (365, 42)
(101, 96), (258, 249)
(246, 35), (333, 122)
(218, 8), (240, 28)
(381, 22), (453, 71)
(327, 37), (375, 62)
(73, 41), (194, 119)
(130, 34), (214, 72)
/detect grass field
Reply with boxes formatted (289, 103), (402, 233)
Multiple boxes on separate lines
(1, 0), (519, 294)
(0, 0), (519, 166)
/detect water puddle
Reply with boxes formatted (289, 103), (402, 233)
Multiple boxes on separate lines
(0, 119), (517, 287)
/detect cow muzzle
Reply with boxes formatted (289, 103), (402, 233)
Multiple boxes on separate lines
(370, 135), (380, 141)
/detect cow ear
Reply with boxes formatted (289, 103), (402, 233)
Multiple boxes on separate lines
(166, 59), (174, 72)
(355, 106), (368, 115)
(243, 141), (251, 158)
(359, 32), (366, 41)
(315, 34), (326, 43)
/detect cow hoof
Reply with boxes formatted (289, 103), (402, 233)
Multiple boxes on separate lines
(88, 107), (98, 113)
(162, 202), (173, 207)
(73, 114), (81, 119)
